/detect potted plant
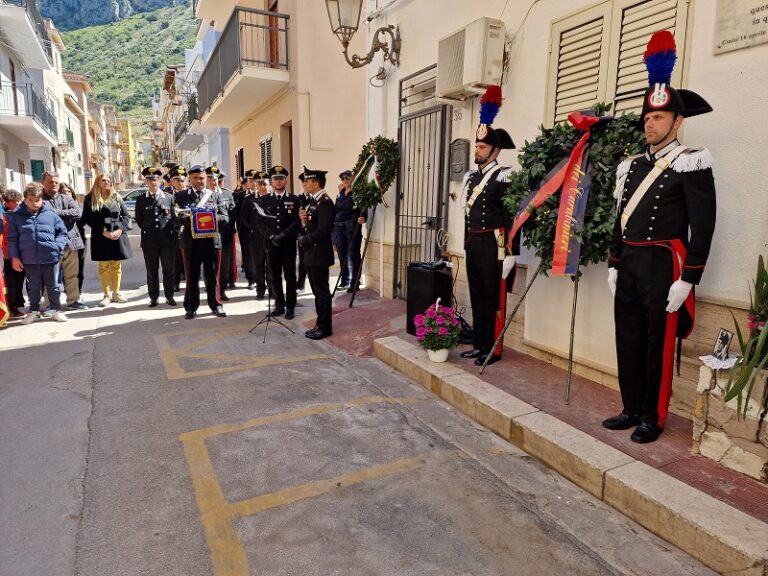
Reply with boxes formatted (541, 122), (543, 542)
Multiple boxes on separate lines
(725, 254), (768, 417)
(414, 300), (460, 363)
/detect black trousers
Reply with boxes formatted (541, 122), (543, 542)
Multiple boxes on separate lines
(334, 221), (362, 286)
(3, 258), (25, 309)
(143, 241), (176, 301)
(297, 239), (307, 289)
(219, 231), (236, 289)
(614, 245), (674, 425)
(268, 239), (297, 310)
(307, 265), (332, 333)
(174, 248), (184, 286)
(240, 228), (255, 282)
(181, 244), (221, 312)
(466, 233), (501, 355)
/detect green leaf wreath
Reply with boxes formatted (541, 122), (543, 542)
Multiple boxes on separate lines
(351, 135), (399, 213)
(503, 104), (647, 275)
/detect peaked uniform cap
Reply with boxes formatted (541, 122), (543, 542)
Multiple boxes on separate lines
(142, 166), (162, 179)
(298, 165), (328, 182)
(268, 165), (289, 177)
(167, 165), (187, 179)
(205, 166), (221, 175)
(187, 165), (205, 175)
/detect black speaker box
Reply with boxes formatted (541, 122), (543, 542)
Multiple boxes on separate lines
(406, 264), (453, 336)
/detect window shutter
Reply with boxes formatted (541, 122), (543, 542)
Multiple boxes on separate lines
(259, 135), (273, 171)
(546, 2), (611, 126)
(235, 147), (244, 181)
(610, 0), (686, 115)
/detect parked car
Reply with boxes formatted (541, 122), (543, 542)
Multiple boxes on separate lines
(120, 187), (147, 221)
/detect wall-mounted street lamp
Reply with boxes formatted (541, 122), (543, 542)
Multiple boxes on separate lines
(325, 0), (400, 69)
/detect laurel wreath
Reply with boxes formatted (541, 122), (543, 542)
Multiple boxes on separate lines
(503, 104), (647, 275)
(351, 135), (399, 213)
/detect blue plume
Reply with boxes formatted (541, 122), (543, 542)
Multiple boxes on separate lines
(644, 31), (677, 85)
(479, 85), (502, 126)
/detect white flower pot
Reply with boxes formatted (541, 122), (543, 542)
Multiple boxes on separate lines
(427, 348), (450, 363)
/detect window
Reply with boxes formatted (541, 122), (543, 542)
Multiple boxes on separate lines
(235, 147), (244, 181)
(546, 0), (689, 125)
(31, 159), (45, 182)
(259, 134), (273, 172)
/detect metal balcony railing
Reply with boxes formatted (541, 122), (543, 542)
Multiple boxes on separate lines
(197, 7), (289, 115)
(65, 127), (75, 147)
(174, 113), (189, 144)
(0, 81), (58, 139)
(2, 0), (53, 63)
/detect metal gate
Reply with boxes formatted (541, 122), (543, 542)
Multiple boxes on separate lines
(393, 65), (451, 299)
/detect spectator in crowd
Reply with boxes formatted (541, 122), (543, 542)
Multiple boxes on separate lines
(41, 172), (86, 310)
(2, 188), (26, 318)
(59, 182), (88, 293)
(83, 174), (133, 307)
(7, 183), (69, 324)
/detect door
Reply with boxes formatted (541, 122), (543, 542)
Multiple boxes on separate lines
(392, 66), (451, 299)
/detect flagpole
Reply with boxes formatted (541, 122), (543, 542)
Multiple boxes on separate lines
(349, 206), (376, 308)
(479, 260), (546, 374)
(565, 273), (580, 403)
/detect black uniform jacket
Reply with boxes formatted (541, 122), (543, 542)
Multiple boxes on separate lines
(464, 161), (513, 234)
(302, 192), (335, 267)
(135, 189), (175, 249)
(608, 144), (716, 285)
(216, 187), (236, 237)
(265, 192), (301, 240)
(174, 187), (229, 250)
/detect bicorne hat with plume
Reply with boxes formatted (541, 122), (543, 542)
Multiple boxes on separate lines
(475, 85), (515, 149)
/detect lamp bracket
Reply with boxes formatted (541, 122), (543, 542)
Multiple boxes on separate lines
(342, 25), (400, 69)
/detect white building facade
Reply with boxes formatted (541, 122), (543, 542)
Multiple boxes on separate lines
(359, 0), (768, 419)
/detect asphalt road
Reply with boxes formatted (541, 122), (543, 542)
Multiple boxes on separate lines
(0, 232), (718, 576)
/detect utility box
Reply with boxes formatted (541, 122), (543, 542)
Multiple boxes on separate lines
(450, 138), (470, 182)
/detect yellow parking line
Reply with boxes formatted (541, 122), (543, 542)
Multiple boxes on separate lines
(227, 455), (426, 518)
(179, 396), (427, 576)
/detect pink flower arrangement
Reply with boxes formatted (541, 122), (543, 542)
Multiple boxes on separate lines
(413, 303), (460, 351)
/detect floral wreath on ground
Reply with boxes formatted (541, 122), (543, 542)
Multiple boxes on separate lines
(350, 135), (399, 213)
(414, 303), (461, 351)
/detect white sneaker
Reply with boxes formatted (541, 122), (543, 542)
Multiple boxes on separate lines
(98, 295), (111, 307)
(21, 312), (40, 325)
(52, 311), (68, 322)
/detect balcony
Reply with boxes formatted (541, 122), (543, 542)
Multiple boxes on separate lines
(0, 81), (58, 145)
(174, 110), (205, 151)
(0, 0), (52, 69)
(197, 7), (289, 128)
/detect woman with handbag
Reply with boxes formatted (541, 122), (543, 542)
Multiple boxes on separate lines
(83, 174), (133, 307)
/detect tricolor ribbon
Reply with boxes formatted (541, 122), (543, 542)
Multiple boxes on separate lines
(352, 153), (389, 208)
(507, 111), (607, 276)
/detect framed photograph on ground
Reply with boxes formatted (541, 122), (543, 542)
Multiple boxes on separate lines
(712, 328), (734, 361)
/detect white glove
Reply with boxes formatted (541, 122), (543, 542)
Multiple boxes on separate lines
(502, 255), (516, 279)
(608, 268), (618, 297)
(666, 279), (693, 312)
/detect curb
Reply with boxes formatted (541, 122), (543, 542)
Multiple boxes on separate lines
(374, 336), (768, 576)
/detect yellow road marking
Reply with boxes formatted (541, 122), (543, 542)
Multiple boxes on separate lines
(227, 455), (426, 517)
(155, 323), (329, 380)
(179, 396), (427, 576)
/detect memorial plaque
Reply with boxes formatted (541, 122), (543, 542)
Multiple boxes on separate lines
(714, 0), (768, 54)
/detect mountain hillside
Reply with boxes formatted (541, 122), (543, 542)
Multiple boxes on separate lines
(61, 4), (196, 135)
(42, 0), (187, 31)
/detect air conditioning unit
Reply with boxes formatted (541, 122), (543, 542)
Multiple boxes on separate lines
(436, 17), (505, 101)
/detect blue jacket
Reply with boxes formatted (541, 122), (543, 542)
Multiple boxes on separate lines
(7, 203), (68, 265)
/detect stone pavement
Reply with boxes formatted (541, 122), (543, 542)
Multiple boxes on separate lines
(318, 293), (768, 576)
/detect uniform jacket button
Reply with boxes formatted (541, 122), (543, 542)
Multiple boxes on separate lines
(647, 237), (652, 240)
